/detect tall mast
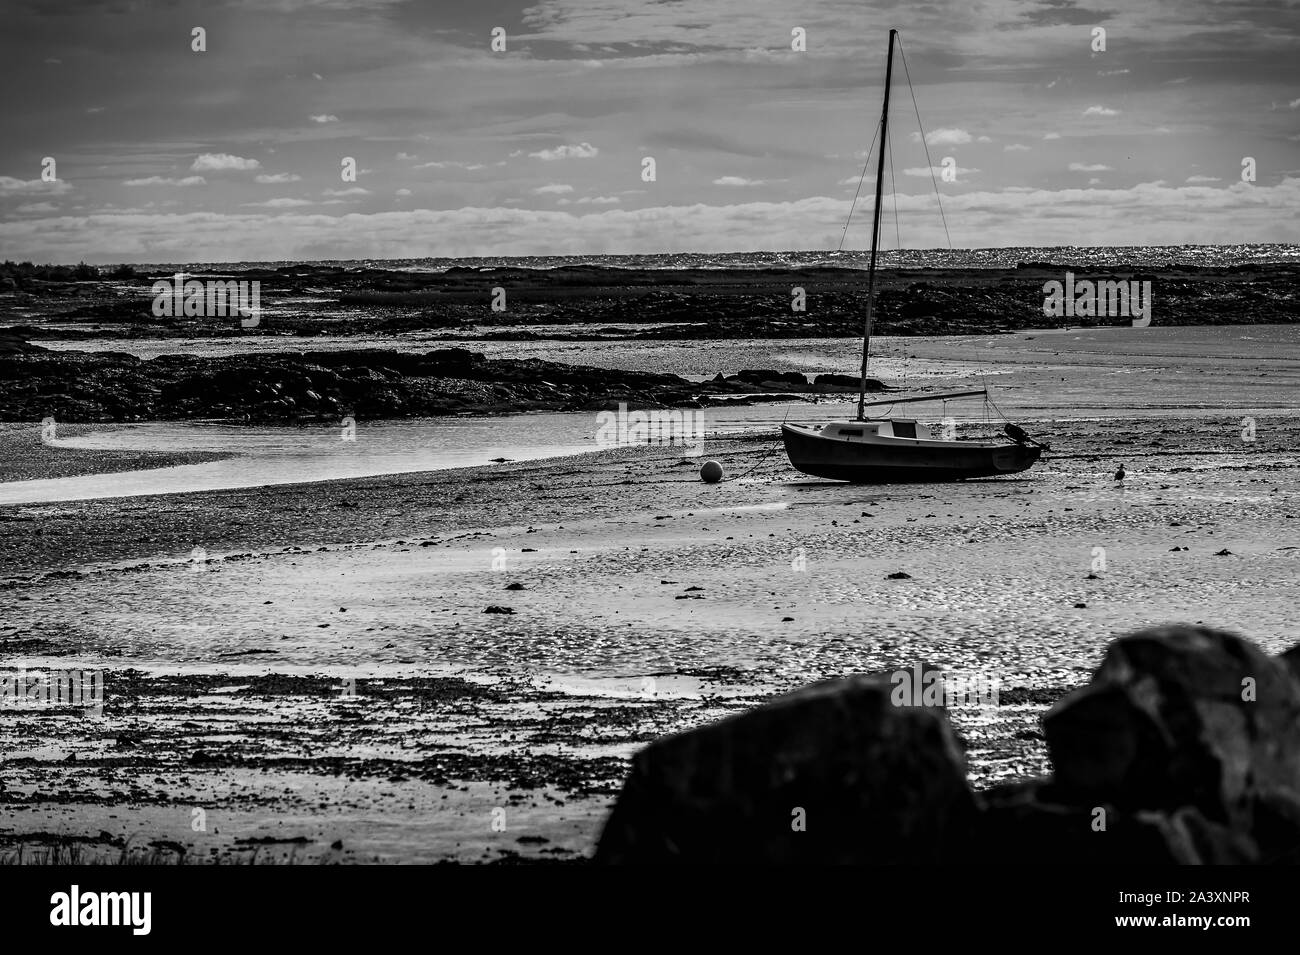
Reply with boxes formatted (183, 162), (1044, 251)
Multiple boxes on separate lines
(857, 27), (896, 421)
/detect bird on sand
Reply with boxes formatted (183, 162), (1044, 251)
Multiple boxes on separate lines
(1115, 465), (1126, 481)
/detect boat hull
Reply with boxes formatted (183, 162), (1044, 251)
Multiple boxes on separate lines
(781, 424), (1042, 483)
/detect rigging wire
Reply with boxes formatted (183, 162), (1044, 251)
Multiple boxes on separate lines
(887, 118), (901, 256)
(896, 36), (951, 251)
(898, 34), (1004, 426)
(837, 121), (881, 252)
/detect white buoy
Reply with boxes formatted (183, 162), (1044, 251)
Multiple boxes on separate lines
(700, 460), (723, 483)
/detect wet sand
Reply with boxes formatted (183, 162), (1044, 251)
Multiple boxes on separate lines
(2, 324), (1298, 863)
(2, 404), (1298, 861)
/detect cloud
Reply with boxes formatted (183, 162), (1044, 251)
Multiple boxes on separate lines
(395, 152), (418, 161)
(15, 202), (58, 214)
(1083, 105), (1120, 117)
(1291, 98), (1300, 109)
(1186, 175), (1222, 183)
(396, 188), (412, 196)
(310, 114), (340, 123)
(839, 174), (876, 184)
(533, 183), (575, 194)
(322, 186), (370, 197)
(0, 177), (72, 197)
(254, 173), (302, 184)
(1098, 68), (1130, 76)
(9, 180), (1297, 264)
(243, 198), (313, 208)
(124, 176), (206, 186)
(415, 160), (487, 170)
(191, 153), (261, 172)
(1043, 133), (1062, 140)
(528, 142), (599, 160)
(576, 195), (620, 204)
(1004, 144), (1031, 152)
(713, 176), (766, 186)
(1069, 162), (1112, 172)
(915, 128), (973, 146)
(903, 166), (979, 178)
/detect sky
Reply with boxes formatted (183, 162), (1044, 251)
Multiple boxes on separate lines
(1, 0), (1297, 263)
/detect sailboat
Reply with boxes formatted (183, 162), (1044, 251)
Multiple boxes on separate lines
(782, 28), (1048, 483)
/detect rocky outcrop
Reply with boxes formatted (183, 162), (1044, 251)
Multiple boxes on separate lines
(0, 347), (824, 423)
(7, 264), (1297, 345)
(0, 331), (45, 355)
(594, 675), (975, 864)
(1026, 625), (1300, 863)
(596, 625), (1300, 864)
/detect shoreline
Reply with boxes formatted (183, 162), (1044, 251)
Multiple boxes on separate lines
(4, 262), (1297, 349)
(2, 415), (1297, 862)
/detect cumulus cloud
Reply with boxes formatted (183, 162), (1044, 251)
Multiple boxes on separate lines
(1004, 144), (1031, 152)
(713, 176), (765, 186)
(396, 188), (412, 196)
(191, 153), (261, 172)
(912, 128), (973, 146)
(254, 173), (302, 184)
(124, 176), (206, 186)
(7, 180), (1297, 264)
(1069, 162), (1112, 172)
(322, 186), (370, 197)
(10, 178), (1300, 261)
(533, 183), (574, 194)
(903, 165), (979, 177)
(415, 160), (486, 170)
(15, 202), (58, 214)
(528, 142), (599, 160)
(1083, 105), (1120, 116)
(1186, 175), (1221, 183)
(0, 176), (72, 197)
(576, 195), (620, 204)
(310, 114), (340, 123)
(243, 198), (313, 208)
(1044, 132), (1062, 140)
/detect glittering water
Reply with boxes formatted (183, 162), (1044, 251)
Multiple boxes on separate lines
(129, 243), (1300, 274)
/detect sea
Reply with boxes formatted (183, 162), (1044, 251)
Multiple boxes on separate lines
(128, 243), (1300, 274)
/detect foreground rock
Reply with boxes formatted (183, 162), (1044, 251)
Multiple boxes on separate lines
(1034, 624), (1300, 862)
(597, 626), (1300, 864)
(594, 675), (975, 864)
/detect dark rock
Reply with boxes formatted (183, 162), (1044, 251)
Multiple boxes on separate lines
(970, 778), (1258, 863)
(813, 373), (886, 391)
(595, 675), (975, 864)
(734, 369), (808, 386)
(1043, 625), (1300, 843)
(1280, 643), (1300, 687)
(482, 606), (515, 615)
(0, 331), (46, 354)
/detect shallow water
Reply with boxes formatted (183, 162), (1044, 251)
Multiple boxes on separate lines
(7, 325), (1299, 504)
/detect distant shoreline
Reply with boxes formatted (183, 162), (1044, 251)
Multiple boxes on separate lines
(4, 261), (1298, 347)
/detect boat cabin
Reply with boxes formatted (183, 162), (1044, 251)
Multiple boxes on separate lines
(820, 419), (933, 441)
